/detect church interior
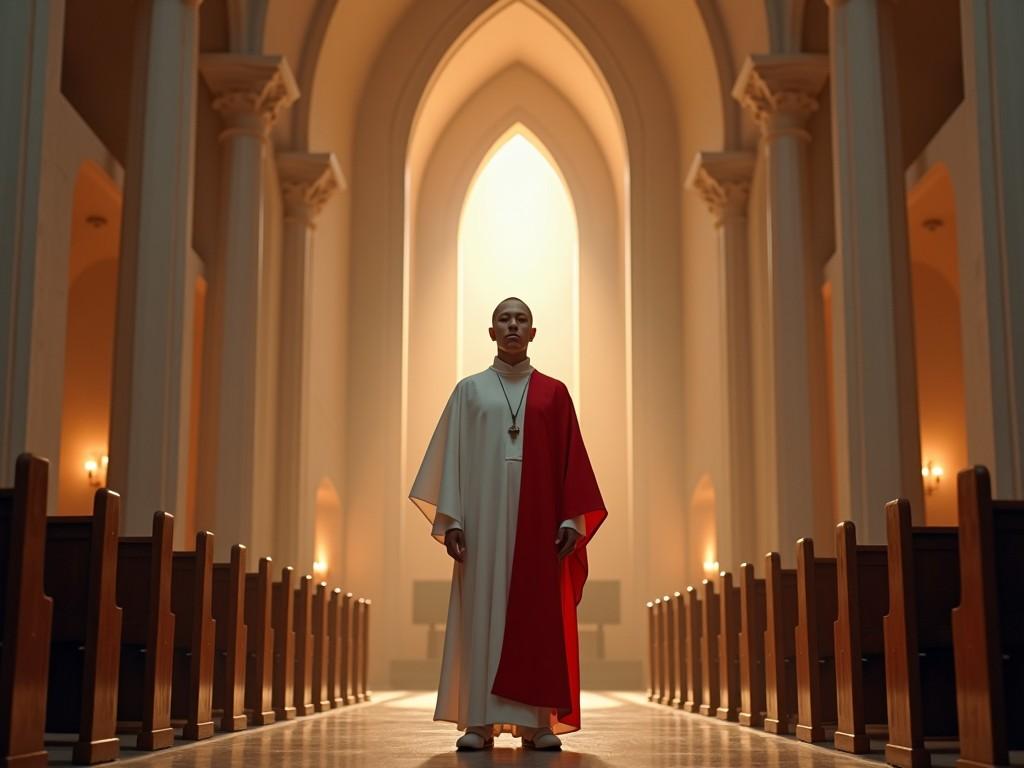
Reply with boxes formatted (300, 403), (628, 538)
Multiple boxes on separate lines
(2, 0), (1022, 765)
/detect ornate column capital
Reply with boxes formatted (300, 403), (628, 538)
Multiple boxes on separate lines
(277, 152), (346, 227)
(200, 54), (299, 140)
(732, 54), (829, 141)
(685, 151), (756, 227)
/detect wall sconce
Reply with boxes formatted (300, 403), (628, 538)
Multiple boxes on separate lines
(702, 559), (719, 578)
(921, 460), (944, 496)
(84, 455), (109, 487)
(312, 560), (328, 578)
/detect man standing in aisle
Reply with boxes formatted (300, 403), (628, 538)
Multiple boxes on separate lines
(410, 296), (607, 751)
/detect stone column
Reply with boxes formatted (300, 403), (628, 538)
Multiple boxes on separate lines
(826, 0), (923, 537)
(275, 152), (344, 573)
(733, 54), (831, 556)
(199, 54), (298, 558)
(108, 0), (203, 536)
(959, 0), (1024, 496)
(0, 1), (64, 486)
(685, 151), (756, 568)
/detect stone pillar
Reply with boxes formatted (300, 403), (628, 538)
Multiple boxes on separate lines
(685, 151), (756, 568)
(199, 54), (298, 558)
(733, 54), (831, 556)
(108, 0), (203, 536)
(959, 0), (1024, 496)
(275, 152), (344, 573)
(826, 0), (923, 537)
(0, 1), (65, 486)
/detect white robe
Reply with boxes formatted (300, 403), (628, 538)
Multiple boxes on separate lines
(409, 356), (583, 734)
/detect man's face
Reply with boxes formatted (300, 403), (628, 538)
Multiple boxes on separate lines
(489, 300), (536, 354)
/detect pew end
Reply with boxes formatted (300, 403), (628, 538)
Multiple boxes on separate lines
(271, 567), (297, 721)
(699, 579), (721, 717)
(764, 551), (798, 735)
(717, 571), (741, 722)
(682, 586), (703, 714)
(212, 544), (247, 732)
(244, 556), (275, 726)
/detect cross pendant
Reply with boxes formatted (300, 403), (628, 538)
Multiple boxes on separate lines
(508, 423), (520, 439)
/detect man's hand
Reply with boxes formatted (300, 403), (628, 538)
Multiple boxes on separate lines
(556, 527), (582, 560)
(444, 528), (466, 563)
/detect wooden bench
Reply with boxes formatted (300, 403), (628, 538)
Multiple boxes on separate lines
(652, 598), (665, 703)
(717, 571), (741, 721)
(738, 562), (767, 727)
(341, 592), (355, 705)
(244, 556), (275, 725)
(682, 586), (703, 713)
(661, 594), (678, 706)
(646, 601), (657, 701)
(764, 551), (798, 734)
(951, 466), (1024, 768)
(169, 530), (214, 741)
(327, 588), (344, 707)
(795, 537), (838, 743)
(43, 488), (122, 764)
(293, 574), (314, 715)
(116, 511), (175, 750)
(834, 521), (889, 753)
(357, 598), (371, 701)
(671, 590), (687, 709)
(699, 579), (720, 717)
(0, 454), (53, 768)
(883, 498), (959, 768)
(212, 544), (247, 731)
(271, 566), (296, 721)
(311, 582), (332, 712)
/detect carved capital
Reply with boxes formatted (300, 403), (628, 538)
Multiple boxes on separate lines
(200, 54), (299, 139)
(685, 151), (756, 227)
(277, 152), (346, 227)
(732, 54), (829, 140)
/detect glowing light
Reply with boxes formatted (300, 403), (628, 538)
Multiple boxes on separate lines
(457, 129), (579, 400)
(703, 560), (719, 575)
(312, 560), (328, 577)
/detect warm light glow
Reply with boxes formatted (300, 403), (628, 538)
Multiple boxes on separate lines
(83, 454), (108, 487)
(922, 460), (944, 496)
(703, 560), (719, 574)
(312, 560), (328, 577)
(458, 129), (579, 399)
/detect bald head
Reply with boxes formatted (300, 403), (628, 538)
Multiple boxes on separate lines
(491, 297), (533, 326)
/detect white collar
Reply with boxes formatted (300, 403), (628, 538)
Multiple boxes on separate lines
(490, 355), (533, 376)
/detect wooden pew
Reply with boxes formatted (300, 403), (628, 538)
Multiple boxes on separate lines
(43, 488), (122, 764)
(327, 588), (344, 707)
(883, 498), (959, 768)
(661, 594), (678, 707)
(341, 592), (355, 705)
(169, 530), (214, 741)
(311, 582), (332, 712)
(357, 598), (371, 701)
(834, 521), (889, 754)
(0, 454), (53, 768)
(795, 537), (838, 743)
(717, 571), (741, 721)
(271, 566), (296, 721)
(671, 591), (687, 709)
(293, 574), (314, 715)
(682, 586), (703, 713)
(764, 551), (798, 734)
(116, 511), (175, 750)
(699, 579), (720, 717)
(244, 556), (275, 725)
(212, 544), (247, 731)
(655, 598), (663, 708)
(646, 600), (657, 701)
(951, 466), (1024, 768)
(738, 562), (767, 727)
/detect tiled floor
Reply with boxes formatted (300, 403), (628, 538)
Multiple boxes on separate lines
(47, 692), (892, 767)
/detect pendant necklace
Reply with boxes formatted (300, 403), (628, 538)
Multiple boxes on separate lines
(494, 369), (531, 439)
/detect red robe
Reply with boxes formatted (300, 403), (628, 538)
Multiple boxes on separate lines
(490, 370), (607, 732)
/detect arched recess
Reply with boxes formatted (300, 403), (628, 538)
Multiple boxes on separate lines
(401, 63), (630, 683)
(314, 477), (343, 583)
(58, 162), (122, 517)
(338, 0), (683, 686)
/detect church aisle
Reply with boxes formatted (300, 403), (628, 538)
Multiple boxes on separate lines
(108, 691), (880, 768)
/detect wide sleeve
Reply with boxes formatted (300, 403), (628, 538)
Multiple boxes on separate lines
(409, 382), (464, 542)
